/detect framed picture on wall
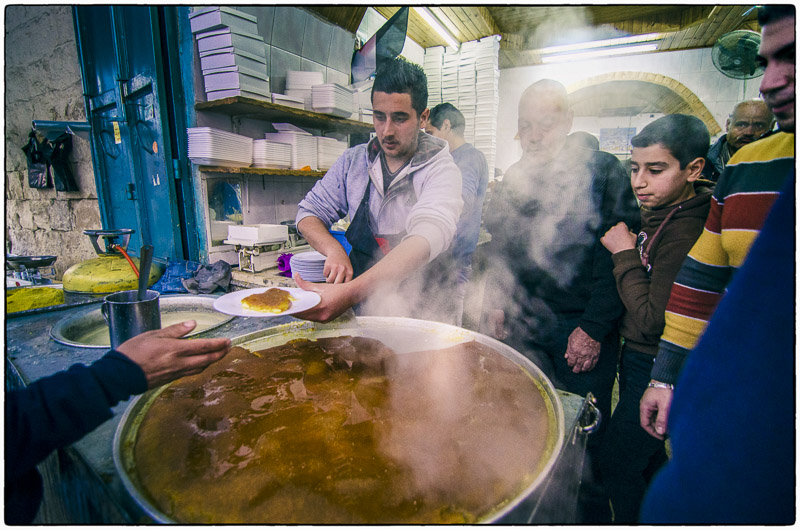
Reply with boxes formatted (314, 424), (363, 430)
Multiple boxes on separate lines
(600, 127), (637, 154)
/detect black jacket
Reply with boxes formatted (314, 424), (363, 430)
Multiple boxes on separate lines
(5, 351), (147, 523)
(484, 144), (640, 346)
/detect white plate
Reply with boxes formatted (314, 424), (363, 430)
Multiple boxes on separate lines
(213, 287), (321, 317)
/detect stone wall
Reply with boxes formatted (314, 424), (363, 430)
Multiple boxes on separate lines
(5, 6), (101, 277)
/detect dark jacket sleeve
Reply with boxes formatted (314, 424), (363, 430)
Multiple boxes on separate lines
(578, 153), (640, 341)
(5, 350), (148, 479)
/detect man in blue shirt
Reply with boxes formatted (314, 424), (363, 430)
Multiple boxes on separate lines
(425, 102), (489, 326)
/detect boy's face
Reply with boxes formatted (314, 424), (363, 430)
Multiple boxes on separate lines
(630, 144), (698, 209)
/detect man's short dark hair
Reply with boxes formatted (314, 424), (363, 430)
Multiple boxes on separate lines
(372, 57), (428, 117)
(429, 102), (466, 135)
(758, 5), (795, 26)
(631, 114), (710, 169)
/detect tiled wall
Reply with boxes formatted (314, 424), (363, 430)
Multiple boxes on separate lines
(496, 47), (762, 171)
(195, 6), (355, 98)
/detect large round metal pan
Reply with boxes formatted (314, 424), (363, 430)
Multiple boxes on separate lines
(113, 316), (566, 523)
(50, 294), (234, 348)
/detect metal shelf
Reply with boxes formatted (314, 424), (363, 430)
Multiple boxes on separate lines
(195, 96), (373, 134)
(198, 166), (326, 178)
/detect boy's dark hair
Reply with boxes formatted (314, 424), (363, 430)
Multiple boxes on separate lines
(758, 5), (794, 26)
(631, 114), (710, 169)
(372, 57), (428, 117)
(429, 103), (466, 135)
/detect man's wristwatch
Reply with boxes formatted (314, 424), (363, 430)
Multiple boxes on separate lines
(647, 380), (674, 390)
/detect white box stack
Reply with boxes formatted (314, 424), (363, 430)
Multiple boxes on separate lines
(286, 70), (324, 111)
(473, 36), (500, 178)
(424, 46), (444, 107)
(350, 79), (374, 124)
(311, 83), (355, 119)
(191, 7), (269, 102)
(187, 127), (254, 167)
(422, 35), (500, 179)
(317, 136), (349, 169)
(253, 139), (292, 169)
(264, 128), (318, 170)
(441, 50), (460, 107)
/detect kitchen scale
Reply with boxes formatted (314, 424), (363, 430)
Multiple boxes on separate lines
(223, 224), (304, 273)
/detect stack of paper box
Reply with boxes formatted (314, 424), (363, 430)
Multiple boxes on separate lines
(191, 7), (270, 102)
(424, 46), (445, 108)
(441, 50), (460, 109)
(473, 36), (500, 178)
(264, 124), (318, 170)
(350, 79), (374, 124)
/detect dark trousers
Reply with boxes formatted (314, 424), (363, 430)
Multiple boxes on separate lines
(599, 346), (668, 523)
(507, 318), (619, 523)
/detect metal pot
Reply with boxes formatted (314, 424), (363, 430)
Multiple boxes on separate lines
(114, 316), (566, 523)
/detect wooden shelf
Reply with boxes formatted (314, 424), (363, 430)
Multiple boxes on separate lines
(195, 96), (373, 134)
(199, 166), (326, 178)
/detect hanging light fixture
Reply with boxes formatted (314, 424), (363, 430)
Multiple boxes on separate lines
(412, 7), (460, 49)
(539, 33), (664, 63)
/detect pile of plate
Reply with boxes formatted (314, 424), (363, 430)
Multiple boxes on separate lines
(187, 127), (253, 167)
(263, 130), (318, 170)
(311, 83), (355, 118)
(253, 139), (291, 169)
(286, 70), (324, 110)
(289, 250), (327, 282)
(317, 136), (348, 169)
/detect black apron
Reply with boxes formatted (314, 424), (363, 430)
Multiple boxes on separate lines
(344, 177), (459, 321)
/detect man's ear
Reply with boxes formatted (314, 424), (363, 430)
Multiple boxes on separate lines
(419, 107), (430, 125)
(725, 116), (732, 132)
(441, 119), (451, 133)
(686, 157), (705, 182)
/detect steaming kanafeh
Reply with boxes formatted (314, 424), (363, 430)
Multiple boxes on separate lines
(123, 325), (561, 524)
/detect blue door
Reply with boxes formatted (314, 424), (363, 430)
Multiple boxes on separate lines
(74, 6), (189, 260)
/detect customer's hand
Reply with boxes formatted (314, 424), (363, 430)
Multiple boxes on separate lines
(640, 385), (673, 440)
(116, 321), (231, 389)
(564, 326), (601, 373)
(323, 247), (353, 284)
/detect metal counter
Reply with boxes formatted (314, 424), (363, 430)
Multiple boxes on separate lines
(5, 300), (587, 524)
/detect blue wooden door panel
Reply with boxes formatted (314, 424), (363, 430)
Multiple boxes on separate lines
(74, 5), (182, 260)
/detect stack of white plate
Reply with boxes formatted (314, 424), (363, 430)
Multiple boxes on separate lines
(287, 70), (324, 90)
(317, 136), (348, 169)
(271, 93), (305, 110)
(289, 250), (327, 282)
(286, 71), (324, 110)
(311, 83), (355, 118)
(253, 139), (292, 169)
(263, 131), (318, 170)
(187, 127), (253, 167)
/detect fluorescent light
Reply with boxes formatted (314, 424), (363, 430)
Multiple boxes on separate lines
(412, 7), (460, 49)
(538, 33), (665, 55)
(541, 43), (660, 64)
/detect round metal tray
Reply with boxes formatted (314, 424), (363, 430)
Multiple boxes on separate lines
(113, 316), (565, 523)
(50, 294), (234, 348)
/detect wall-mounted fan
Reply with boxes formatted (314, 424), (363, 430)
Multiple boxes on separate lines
(711, 30), (765, 79)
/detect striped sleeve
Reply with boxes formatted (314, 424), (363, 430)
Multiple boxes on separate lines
(651, 132), (794, 384)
